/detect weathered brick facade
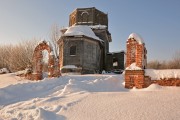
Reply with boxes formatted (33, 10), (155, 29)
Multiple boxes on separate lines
(126, 38), (147, 69)
(125, 33), (149, 89)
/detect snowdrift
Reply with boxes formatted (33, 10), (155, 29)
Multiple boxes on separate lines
(0, 73), (179, 120)
(145, 69), (180, 80)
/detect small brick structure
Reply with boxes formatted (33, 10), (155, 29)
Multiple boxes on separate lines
(125, 33), (150, 89)
(125, 33), (180, 89)
(30, 40), (60, 80)
(125, 70), (151, 89)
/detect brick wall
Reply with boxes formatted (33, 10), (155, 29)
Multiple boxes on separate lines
(125, 70), (150, 89)
(151, 79), (180, 86)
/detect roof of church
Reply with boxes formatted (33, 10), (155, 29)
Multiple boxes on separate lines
(63, 25), (102, 41)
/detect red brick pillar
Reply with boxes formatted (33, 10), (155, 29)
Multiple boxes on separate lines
(125, 34), (148, 89)
(33, 51), (43, 80)
(125, 70), (145, 89)
(136, 44), (144, 68)
(48, 54), (55, 78)
(126, 39), (137, 68)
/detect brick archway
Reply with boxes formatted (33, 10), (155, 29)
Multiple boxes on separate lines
(32, 40), (56, 80)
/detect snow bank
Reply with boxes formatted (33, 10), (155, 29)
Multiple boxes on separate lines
(63, 25), (102, 41)
(128, 33), (144, 44)
(126, 63), (142, 70)
(145, 69), (180, 80)
(131, 84), (163, 91)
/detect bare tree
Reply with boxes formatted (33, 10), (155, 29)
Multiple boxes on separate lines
(147, 60), (161, 69)
(147, 51), (180, 69)
(50, 24), (61, 57)
(9, 40), (37, 71)
(0, 39), (38, 72)
(0, 44), (13, 69)
(168, 51), (180, 69)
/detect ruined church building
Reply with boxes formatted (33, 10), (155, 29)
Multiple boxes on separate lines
(30, 7), (180, 88)
(58, 7), (124, 74)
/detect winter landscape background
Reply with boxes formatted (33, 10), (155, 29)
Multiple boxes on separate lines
(0, 0), (180, 120)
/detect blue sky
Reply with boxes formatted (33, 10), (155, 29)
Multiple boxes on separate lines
(0, 0), (180, 61)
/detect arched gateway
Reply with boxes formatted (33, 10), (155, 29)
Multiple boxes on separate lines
(32, 40), (60, 80)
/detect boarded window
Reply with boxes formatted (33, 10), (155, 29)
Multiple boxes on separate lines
(70, 46), (76, 56)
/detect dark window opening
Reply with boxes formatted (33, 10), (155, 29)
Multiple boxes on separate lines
(70, 46), (76, 56)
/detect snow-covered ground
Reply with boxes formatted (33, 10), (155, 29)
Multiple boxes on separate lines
(0, 73), (180, 120)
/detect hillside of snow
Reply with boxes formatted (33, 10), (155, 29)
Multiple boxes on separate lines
(0, 73), (180, 120)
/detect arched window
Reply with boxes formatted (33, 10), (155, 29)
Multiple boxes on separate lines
(70, 46), (76, 56)
(81, 11), (89, 23)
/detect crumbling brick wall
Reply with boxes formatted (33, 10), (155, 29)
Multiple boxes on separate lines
(151, 78), (180, 86)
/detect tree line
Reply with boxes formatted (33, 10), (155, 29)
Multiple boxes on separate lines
(0, 24), (60, 72)
(0, 39), (38, 72)
(147, 51), (180, 69)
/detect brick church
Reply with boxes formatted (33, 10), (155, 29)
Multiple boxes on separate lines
(58, 7), (124, 74)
